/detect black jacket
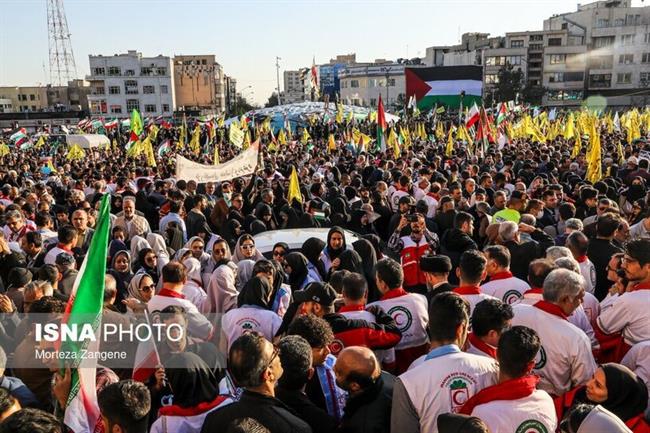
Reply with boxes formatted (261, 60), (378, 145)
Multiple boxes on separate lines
(201, 390), (312, 433)
(426, 282), (456, 305)
(440, 229), (478, 267)
(276, 387), (337, 433)
(339, 372), (394, 433)
(504, 229), (554, 281)
(587, 238), (623, 301)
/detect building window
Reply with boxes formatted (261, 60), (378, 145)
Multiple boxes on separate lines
(594, 37), (615, 48)
(160, 85), (168, 94)
(107, 66), (121, 76)
(388, 78), (396, 86)
(640, 72), (650, 85)
(350, 80), (359, 88)
(108, 86), (120, 95)
(156, 67), (167, 76)
(126, 99), (140, 112)
(546, 89), (584, 101)
(110, 105), (122, 114)
(619, 54), (634, 64)
(92, 67), (105, 76)
(642, 53), (650, 64)
(617, 72), (632, 84)
(590, 55), (614, 69)
(645, 33), (650, 43)
(548, 38), (562, 46)
(548, 72), (564, 83)
(530, 34), (543, 41)
(144, 104), (156, 113)
(141, 67), (153, 76)
(565, 72), (584, 82)
(510, 40), (524, 48)
(596, 18), (610, 27)
(370, 98), (377, 106)
(485, 74), (499, 84)
(549, 54), (566, 64)
(529, 43), (543, 50)
(143, 85), (155, 94)
(615, 18), (625, 26)
(621, 34), (635, 45)
(125, 69), (135, 76)
(590, 74), (612, 88)
(125, 80), (138, 95)
(162, 104), (170, 112)
(94, 87), (105, 95)
(29, 94), (35, 101)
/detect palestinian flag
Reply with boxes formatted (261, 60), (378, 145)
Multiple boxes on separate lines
(376, 95), (387, 153)
(157, 139), (172, 157)
(60, 194), (111, 433)
(496, 103), (508, 126)
(405, 66), (482, 110)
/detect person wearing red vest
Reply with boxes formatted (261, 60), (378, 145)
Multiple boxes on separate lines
(595, 239), (650, 363)
(465, 299), (514, 360)
(460, 326), (557, 433)
(452, 250), (497, 315)
(387, 213), (439, 295)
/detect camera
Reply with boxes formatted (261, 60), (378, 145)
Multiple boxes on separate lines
(406, 214), (420, 223)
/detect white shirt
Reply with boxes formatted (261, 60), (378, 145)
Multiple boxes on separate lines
(629, 219), (650, 240)
(621, 340), (650, 397)
(471, 389), (557, 433)
(367, 290), (429, 350)
(44, 245), (72, 265)
(220, 306), (282, 352)
(597, 288), (650, 345)
(578, 258), (597, 294)
(512, 303), (596, 396)
(148, 292), (214, 340)
(481, 274), (530, 304)
(395, 350), (498, 433)
(453, 288), (498, 316)
(182, 280), (208, 312)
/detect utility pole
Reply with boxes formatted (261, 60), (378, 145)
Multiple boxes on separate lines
(276, 57), (282, 105)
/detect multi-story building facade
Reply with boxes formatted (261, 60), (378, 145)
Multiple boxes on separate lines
(86, 50), (175, 117)
(173, 55), (226, 114)
(225, 75), (237, 113)
(339, 62), (405, 108)
(0, 81), (90, 112)
(281, 70), (305, 104)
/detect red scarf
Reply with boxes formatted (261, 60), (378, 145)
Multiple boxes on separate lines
(380, 288), (408, 301)
(575, 255), (588, 264)
(158, 288), (185, 299)
(533, 300), (568, 321)
(524, 287), (543, 296)
(489, 271), (513, 282)
(454, 286), (481, 295)
(460, 375), (539, 415)
(339, 304), (365, 313)
(468, 332), (497, 359)
(631, 282), (650, 292)
(158, 395), (229, 417)
(57, 243), (73, 253)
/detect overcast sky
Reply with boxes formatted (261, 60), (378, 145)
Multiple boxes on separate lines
(0, 0), (645, 104)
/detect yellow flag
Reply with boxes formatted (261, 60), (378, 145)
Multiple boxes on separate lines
(387, 128), (400, 159)
(35, 135), (46, 149)
(0, 143), (9, 158)
(142, 136), (156, 167)
(112, 138), (118, 151)
(446, 126), (455, 157)
(213, 142), (220, 165)
(435, 122), (445, 141)
(336, 103), (344, 124)
(217, 116), (225, 128)
(399, 126), (411, 147)
(586, 118), (602, 184)
(243, 130), (251, 150)
(278, 129), (287, 146)
(241, 115), (248, 130)
(66, 144), (86, 161)
(301, 128), (311, 144)
(189, 125), (201, 154)
(261, 117), (272, 134)
(177, 123), (186, 150)
(149, 124), (159, 140)
(288, 166), (302, 204)
(617, 140), (625, 165)
(229, 123), (244, 148)
(418, 123), (427, 140)
(346, 110), (354, 123)
(328, 134), (336, 153)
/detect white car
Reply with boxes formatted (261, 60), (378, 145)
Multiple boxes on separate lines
(253, 228), (360, 256)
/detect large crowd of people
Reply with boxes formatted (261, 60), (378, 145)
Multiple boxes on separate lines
(0, 106), (650, 433)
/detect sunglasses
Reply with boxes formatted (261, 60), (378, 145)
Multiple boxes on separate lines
(273, 250), (285, 257)
(139, 284), (156, 293)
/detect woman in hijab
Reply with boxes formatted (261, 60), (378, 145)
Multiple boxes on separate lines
(348, 209), (379, 236)
(136, 248), (160, 285)
(629, 198), (647, 226)
(182, 257), (208, 311)
(147, 233), (170, 273)
(235, 259), (256, 292)
(164, 221), (185, 253)
(184, 236), (210, 264)
(566, 363), (649, 431)
(271, 242), (289, 266)
(204, 238), (239, 314)
(130, 235), (151, 270)
(255, 203), (277, 231)
(362, 234), (384, 261)
(220, 276), (282, 352)
(249, 219), (267, 235)
(284, 252), (317, 292)
(108, 237), (128, 267)
(321, 226), (347, 274)
(221, 219), (242, 250)
(352, 238), (380, 302)
(232, 234), (264, 264)
(107, 250), (133, 313)
(150, 352), (226, 433)
(122, 273), (155, 313)
(619, 178), (646, 217)
(278, 204), (300, 229)
(301, 237), (326, 281)
(335, 249), (364, 275)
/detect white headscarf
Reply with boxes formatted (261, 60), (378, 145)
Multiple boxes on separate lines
(130, 235), (151, 262)
(182, 257), (203, 286)
(147, 233), (170, 272)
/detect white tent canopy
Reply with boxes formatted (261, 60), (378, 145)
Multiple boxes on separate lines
(65, 134), (109, 149)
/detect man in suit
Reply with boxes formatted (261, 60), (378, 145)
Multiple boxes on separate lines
(420, 254), (455, 304)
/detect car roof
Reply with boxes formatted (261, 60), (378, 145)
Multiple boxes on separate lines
(253, 228), (359, 253)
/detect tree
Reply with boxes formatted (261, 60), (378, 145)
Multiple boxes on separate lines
(265, 93), (279, 108)
(229, 96), (255, 117)
(521, 83), (545, 106)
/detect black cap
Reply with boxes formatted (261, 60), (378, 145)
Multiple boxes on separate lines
(293, 282), (338, 306)
(8, 268), (32, 288)
(398, 195), (416, 206)
(420, 254), (452, 274)
(55, 252), (76, 267)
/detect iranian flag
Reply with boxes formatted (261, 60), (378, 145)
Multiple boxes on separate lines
(376, 95), (387, 153)
(10, 128), (29, 147)
(405, 65), (482, 111)
(60, 193), (111, 433)
(466, 103), (480, 128)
